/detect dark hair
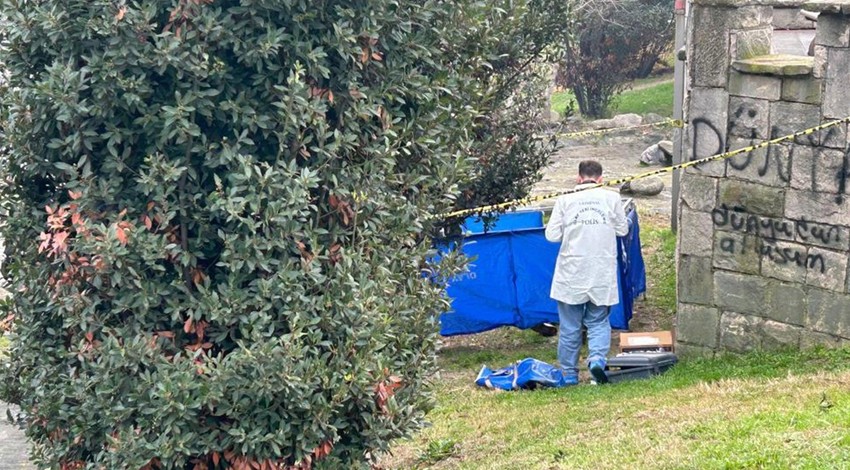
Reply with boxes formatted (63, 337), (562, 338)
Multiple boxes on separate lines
(578, 160), (603, 179)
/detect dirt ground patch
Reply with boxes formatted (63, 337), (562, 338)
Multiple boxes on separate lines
(533, 127), (677, 217)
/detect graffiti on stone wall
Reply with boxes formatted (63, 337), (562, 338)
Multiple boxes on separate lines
(711, 204), (793, 240)
(688, 104), (849, 278)
(690, 117), (724, 160)
(796, 218), (843, 246)
(725, 143), (791, 183)
(836, 146), (850, 204)
(711, 205), (834, 274)
(717, 232), (827, 274)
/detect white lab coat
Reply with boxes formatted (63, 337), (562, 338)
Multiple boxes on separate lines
(545, 185), (629, 306)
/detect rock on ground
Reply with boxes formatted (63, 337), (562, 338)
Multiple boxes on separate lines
(640, 144), (668, 166)
(589, 113), (643, 130)
(621, 176), (665, 197)
(643, 112), (666, 124)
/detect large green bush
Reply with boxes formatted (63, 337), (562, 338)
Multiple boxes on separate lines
(0, 1), (470, 468)
(0, 1), (569, 469)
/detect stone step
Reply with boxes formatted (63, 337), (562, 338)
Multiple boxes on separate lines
(732, 54), (815, 76)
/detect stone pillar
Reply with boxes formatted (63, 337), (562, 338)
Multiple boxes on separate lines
(676, 0), (850, 357)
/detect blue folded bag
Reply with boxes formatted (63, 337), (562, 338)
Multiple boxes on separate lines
(475, 358), (572, 390)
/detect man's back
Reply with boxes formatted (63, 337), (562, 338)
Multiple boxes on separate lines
(545, 186), (629, 306)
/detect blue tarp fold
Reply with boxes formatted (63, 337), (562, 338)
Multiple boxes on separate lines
(475, 358), (573, 390)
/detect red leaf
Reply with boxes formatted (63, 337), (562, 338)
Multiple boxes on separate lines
(115, 226), (129, 246)
(212, 452), (220, 467)
(115, 6), (127, 21)
(38, 232), (52, 253)
(68, 190), (83, 200)
(84, 332), (93, 343)
(52, 231), (70, 254)
(183, 317), (194, 334)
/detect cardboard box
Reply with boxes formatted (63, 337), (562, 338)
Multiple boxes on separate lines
(619, 331), (674, 353)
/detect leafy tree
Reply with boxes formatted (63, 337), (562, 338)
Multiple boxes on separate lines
(559, 0), (674, 117)
(445, 0), (570, 222)
(0, 0), (568, 468)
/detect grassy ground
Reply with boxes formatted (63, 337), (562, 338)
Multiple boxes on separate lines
(388, 348), (850, 469)
(552, 78), (674, 119)
(384, 215), (850, 469)
(634, 212), (677, 331)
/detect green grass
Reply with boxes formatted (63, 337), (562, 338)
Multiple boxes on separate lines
(387, 346), (850, 469)
(384, 216), (850, 469)
(550, 91), (578, 118)
(639, 216), (677, 329)
(552, 80), (674, 118)
(612, 81), (674, 117)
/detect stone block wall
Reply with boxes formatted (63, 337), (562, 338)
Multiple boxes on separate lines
(676, 0), (850, 356)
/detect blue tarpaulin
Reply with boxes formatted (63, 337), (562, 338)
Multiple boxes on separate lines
(475, 358), (574, 390)
(439, 208), (645, 336)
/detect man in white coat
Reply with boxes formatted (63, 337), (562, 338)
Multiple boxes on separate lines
(545, 160), (629, 385)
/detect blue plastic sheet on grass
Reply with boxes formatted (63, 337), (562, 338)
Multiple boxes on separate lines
(439, 209), (645, 336)
(475, 358), (572, 390)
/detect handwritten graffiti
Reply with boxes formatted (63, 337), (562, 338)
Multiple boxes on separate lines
(772, 124), (818, 147)
(821, 125), (844, 149)
(712, 204), (793, 240)
(836, 145), (850, 204)
(713, 205), (846, 249)
(726, 143), (791, 183)
(718, 235), (826, 273)
(729, 101), (766, 140)
(758, 241), (825, 273)
(796, 218), (843, 246)
(690, 117), (724, 160)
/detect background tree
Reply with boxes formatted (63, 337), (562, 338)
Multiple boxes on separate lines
(558, 0), (674, 118)
(0, 0), (570, 468)
(444, 0), (572, 222)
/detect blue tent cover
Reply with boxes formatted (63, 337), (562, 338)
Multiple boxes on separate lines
(439, 208), (646, 336)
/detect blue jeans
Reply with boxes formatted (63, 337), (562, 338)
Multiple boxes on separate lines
(557, 301), (611, 377)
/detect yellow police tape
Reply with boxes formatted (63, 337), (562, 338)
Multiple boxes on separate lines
(556, 118), (684, 139)
(437, 116), (850, 220)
